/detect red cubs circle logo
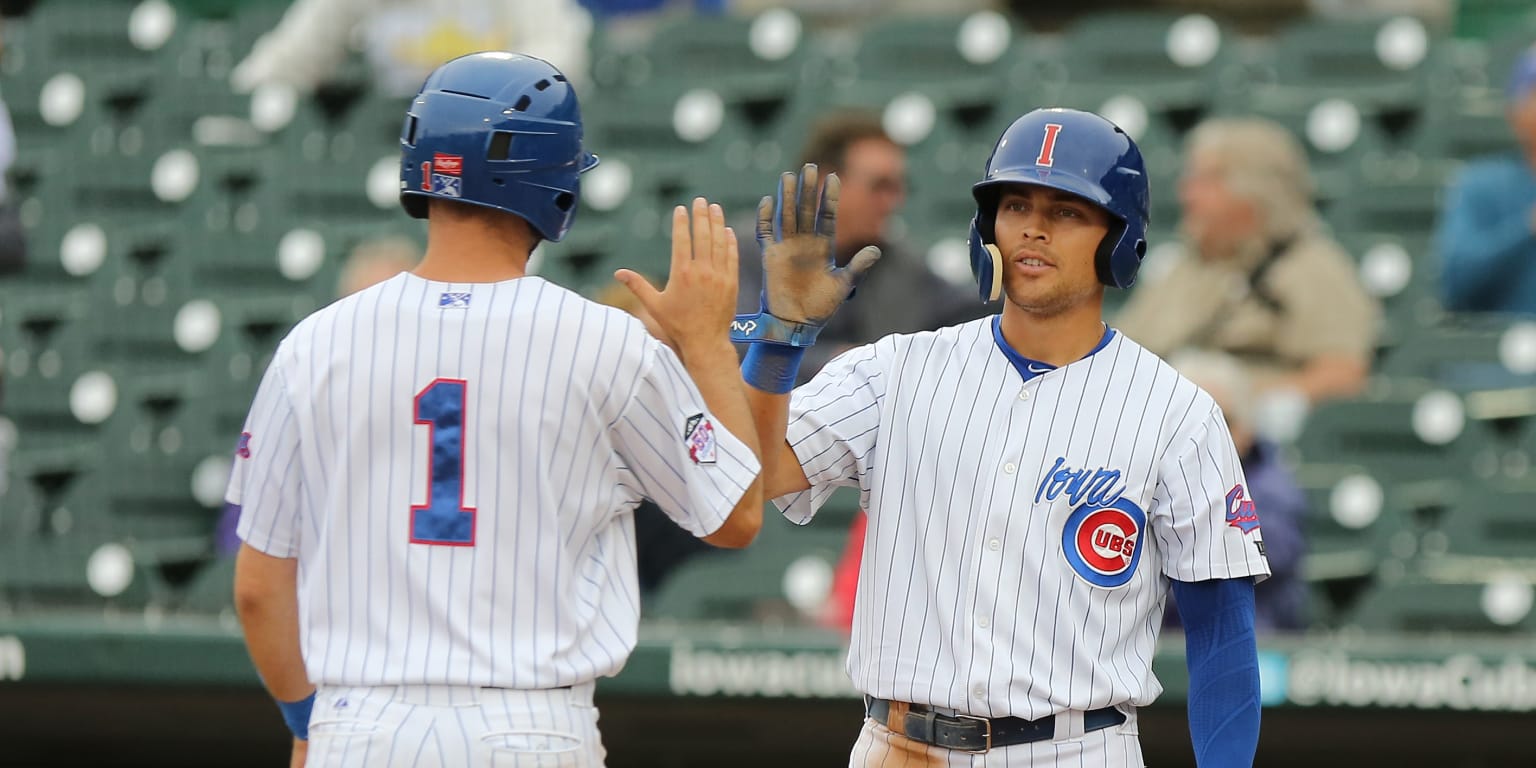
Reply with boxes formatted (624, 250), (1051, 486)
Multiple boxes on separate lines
(1074, 509), (1139, 574)
(1061, 499), (1146, 589)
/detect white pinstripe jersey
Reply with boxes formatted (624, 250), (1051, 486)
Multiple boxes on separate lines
(226, 272), (759, 688)
(777, 316), (1270, 719)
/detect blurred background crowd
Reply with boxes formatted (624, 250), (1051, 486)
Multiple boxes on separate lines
(1, 0), (1535, 669)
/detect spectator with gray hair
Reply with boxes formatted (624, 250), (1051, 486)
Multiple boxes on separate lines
(336, 234), (421, 297)
(1166, 348), (1309, 632)
(1115, 116), (1379, 404)
(1435, 43), (1536, 316)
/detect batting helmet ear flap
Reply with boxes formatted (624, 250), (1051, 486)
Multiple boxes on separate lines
(968, 217), (1004, 303)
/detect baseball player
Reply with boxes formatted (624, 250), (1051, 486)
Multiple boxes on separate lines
(733, 108), (1271, 766)
(228, 52), (764, 768)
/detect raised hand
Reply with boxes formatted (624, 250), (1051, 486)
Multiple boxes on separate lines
(616, 197), (739, 358)
(756, 163), (882, 325)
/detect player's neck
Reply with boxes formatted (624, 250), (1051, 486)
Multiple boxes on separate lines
(413, 213), (537, 284)
(997, 298), (1106, 367)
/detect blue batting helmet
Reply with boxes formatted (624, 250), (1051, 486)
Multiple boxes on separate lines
(968, 108), (1149, 300)
(400, 52), (599, 242)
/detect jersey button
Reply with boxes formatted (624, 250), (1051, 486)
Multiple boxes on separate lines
(988, 538), (1001, 551)
(977, 615), (990, 629)
(1003, 462), (1017, 474)
(1018, 389), (1030, 401)
(973, 685), (986, 699)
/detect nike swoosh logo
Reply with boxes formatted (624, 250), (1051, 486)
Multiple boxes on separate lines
(1026, 363), (1053, 374)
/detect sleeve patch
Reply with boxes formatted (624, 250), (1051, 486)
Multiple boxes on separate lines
(684, 414), (717, 465)
(1225, 484), (1261, 534)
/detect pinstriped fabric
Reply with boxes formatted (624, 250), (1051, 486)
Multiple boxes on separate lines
(776, 317), (1270, 729)
(226, 272), (760, 692)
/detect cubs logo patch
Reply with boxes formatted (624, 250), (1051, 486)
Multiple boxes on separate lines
(683, 413), (716, 465)
(235, 431), (252, 459)
(1226, 484), (1261, 534)
(1060, 498), (1146, 589)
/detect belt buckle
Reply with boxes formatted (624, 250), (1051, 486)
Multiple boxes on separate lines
(955, 714), (992, 754)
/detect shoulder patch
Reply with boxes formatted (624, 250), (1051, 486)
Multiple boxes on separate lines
(683, 413), (717, 465)
(1225, 484), (1261, 534)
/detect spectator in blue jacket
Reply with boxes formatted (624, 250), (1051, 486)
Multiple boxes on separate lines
(1436, 44), (1536, 315)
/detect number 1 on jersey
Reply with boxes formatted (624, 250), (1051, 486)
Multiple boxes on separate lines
(411, 378), (476, 546)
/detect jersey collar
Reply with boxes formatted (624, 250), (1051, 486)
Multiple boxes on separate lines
(990, 315), (1115, 383)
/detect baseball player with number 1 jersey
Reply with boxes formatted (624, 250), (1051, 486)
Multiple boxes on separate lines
(733, 110), (1271, 766)
(227, 52), (764, 768)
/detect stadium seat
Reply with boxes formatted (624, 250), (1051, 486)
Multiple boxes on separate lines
(1381, 314), (1536, 395)
(175, 556), (235, 615)
(1337, 232), (1442, 367)
(1293, 376), (1487, 480)
(0, 293), (104, 453)
(1244, 14), (1439, 120)
(646, 512), (848, 623)
(1054, 11), (1237, 119)
(596, 10), (808, 124)
(833, 12), (1024, 109)
(1293, 463), (1448, 581)
(1350, 571), (1536, 634)
(1328, 167), (1447, 238)
(1435, 476), (1536, 559)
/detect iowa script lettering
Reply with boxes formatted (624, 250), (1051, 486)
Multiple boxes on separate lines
(1034, 457), (1127, 508)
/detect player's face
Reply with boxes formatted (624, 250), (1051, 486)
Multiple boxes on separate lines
(1178, 149), (1257, 259)
(991, 185), (1111, 317)
(834, 138), (906, 252)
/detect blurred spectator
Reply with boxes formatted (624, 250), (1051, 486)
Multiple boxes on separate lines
(231, 0), (593, 97)
(1115, 116), (1379, 404)
(336, 235), (421, 297)
(1436, 44), (1536, 316)
(736, 110), (986, 383)
(593, 276), (716, 597)
(1165, 349), (1309, 633)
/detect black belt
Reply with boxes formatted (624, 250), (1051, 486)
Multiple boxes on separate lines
(865, 697), (1126, 754)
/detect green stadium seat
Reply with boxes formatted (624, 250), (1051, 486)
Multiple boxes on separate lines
(1350, 570), (1536, 634)
(646, 512), (848, 623)
(832, 13), (1023, 108)
(1386, 315), (1536, 386)
(1293, 377), (1487, 480)
(1435, 477), (1536, 558)
(1245, 14), (1439, 118)
(1337, 232), (1442, 365)
(1328, 168), (1447, 240)
(175, 556), (235, 615)
(0, 294), (104, 453)
(1055, 12), (1236, 116)
(594, 10), (808, 132)
(1293, 463), (1451, 581)
(1454, 0), (1536, 40)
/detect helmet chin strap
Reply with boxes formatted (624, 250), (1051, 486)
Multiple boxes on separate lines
(984, 243), (1004, 302)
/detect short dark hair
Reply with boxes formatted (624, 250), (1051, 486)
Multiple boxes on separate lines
(797, 111), (896, 172)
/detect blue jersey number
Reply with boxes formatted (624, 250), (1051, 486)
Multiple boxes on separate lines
(411, 378), (476, 546)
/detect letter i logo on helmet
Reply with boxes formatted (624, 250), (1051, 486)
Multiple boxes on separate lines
(965, 108), (1150, 302)
(398, 52), (600, 243)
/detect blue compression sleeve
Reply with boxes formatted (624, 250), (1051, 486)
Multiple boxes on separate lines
(742, 343), (806, 394)
(277, 691), (316, 740)
(1170, 578), (1260, 768)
